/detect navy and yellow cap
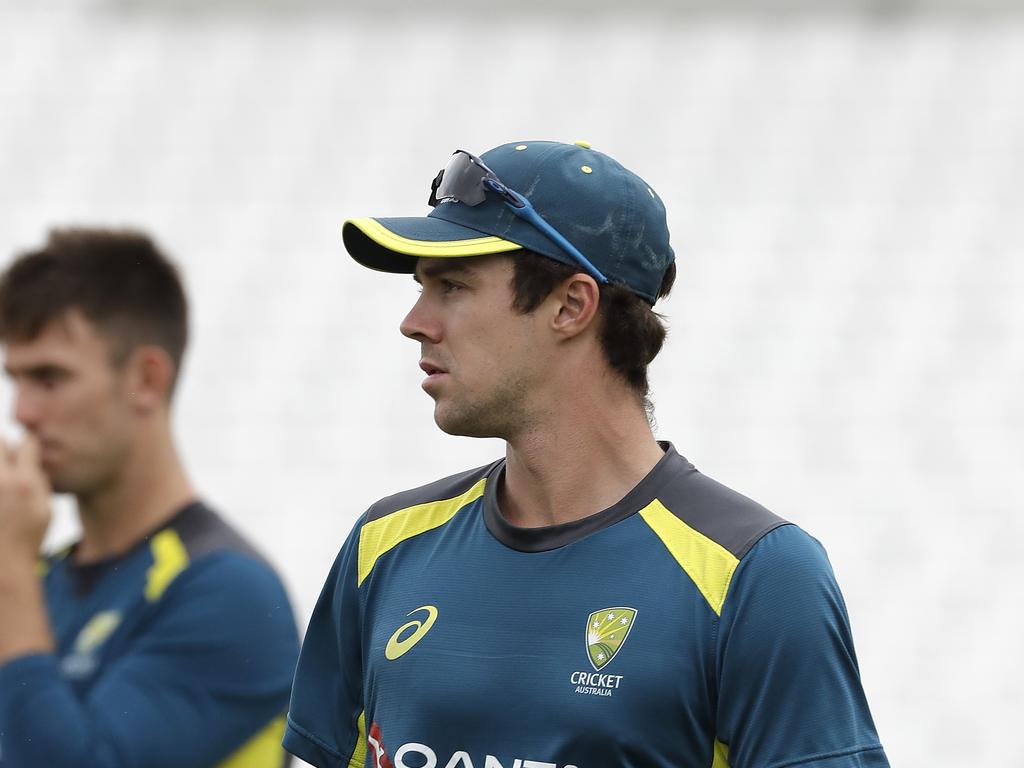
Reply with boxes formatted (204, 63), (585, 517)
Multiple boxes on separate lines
(342, 140), (675, 303)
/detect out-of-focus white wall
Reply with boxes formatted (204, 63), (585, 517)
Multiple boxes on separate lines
(1, 2), (1021, 766)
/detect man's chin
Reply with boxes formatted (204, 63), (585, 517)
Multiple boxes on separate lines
(433, 409), (467, 437)
(47, 476), (74, 494)
(40, 465), (74, 495)
(433, 405), (502, 440)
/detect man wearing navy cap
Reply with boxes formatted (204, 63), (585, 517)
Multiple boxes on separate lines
(285, 141), (888, 768)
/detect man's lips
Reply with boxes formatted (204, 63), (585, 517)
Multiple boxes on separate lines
(419, 360), (447, 376)
(38, 440), (61, 463)
(419, 360), (449, 393)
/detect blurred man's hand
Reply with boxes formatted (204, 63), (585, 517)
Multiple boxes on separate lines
(0, 435), (52, 563)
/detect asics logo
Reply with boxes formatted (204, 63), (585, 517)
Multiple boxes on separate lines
(385, 605), (439, 660)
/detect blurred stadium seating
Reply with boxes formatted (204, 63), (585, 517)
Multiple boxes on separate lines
(0, 1), (1021, 765)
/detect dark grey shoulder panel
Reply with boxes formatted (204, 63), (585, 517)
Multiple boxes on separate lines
(364, 461), (500, 525)
(656, 465), (789, 559)
(168, 501), (270, 568)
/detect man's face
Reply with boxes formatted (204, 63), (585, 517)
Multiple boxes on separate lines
(3, 310), (135, 495)
(400, 256), (551, 439)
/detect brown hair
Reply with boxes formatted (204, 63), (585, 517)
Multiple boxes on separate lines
(510, 250), (675, 401)
(0, 228), (189, 394)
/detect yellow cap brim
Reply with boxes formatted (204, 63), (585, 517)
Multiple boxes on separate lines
(343, 217), (522, 274)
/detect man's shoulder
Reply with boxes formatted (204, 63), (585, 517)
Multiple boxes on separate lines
(151, 505), (298, 637)
(165, 501), (268, 565)
(150, 501), (292, 606)
(362, 460), (501, 526)
(654, 447), (789, 561)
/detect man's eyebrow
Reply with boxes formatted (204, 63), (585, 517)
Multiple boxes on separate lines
(414, 261), (474, 282)
(4, 363), (69, 377)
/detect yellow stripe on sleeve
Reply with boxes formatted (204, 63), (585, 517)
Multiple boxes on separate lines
(347, 218), (523, 258)
(349, 711), (367, 768)
(357, 478), (487, 586)
(215, 715), (287, 768)
(638, 500), (740, 617)
(144, 529), (190, 602)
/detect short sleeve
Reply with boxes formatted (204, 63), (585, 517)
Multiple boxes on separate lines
(715, 525), (888, 768)
(284, 519), (365, 768)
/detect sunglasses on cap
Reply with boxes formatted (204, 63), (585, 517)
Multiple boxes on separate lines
(428, 150), (610, 285)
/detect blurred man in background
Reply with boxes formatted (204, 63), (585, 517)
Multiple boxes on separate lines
(285, 141), (888, 768)
(0, 229), (299, 767)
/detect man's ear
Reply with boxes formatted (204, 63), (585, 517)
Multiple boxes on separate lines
(549, 273), (601, 340)
(122, 345), (175, 413)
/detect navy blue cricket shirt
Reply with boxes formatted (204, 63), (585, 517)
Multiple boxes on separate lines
(0, 501), (299, 768)
(286, 445), (888, 768)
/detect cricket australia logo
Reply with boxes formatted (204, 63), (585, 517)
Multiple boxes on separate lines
(586, 607), (637, 670)
(61, 610), (123, 681)
(569, 606), (637, 697)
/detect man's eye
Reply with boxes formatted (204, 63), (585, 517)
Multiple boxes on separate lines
(440, 279), (462, 293)
(33, 370), (68, 388)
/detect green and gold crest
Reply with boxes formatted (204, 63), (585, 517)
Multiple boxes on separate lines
(74, 610), (122, 654)
(586, 607), (637, 671)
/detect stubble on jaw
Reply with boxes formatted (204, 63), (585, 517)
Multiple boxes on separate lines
(432, 372), (537, 441)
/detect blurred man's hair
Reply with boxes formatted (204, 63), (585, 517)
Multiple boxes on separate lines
(0, 228), (189, 395)
(509, 249), (675, 409)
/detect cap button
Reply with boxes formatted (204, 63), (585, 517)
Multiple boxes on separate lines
(574, 140), (591, 149)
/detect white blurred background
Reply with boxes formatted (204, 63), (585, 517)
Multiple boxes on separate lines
(1, 0), (1022, 765)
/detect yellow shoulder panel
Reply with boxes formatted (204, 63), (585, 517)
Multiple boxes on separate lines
(358, 477), (487, 586)
(638, 500), (740, 617)
(144, 529), (190, 602)
(349, 711), (368, 768)
(216, 715), (286, 768)
(712, 738), (731, 768)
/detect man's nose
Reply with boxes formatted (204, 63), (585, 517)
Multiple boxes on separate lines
(14, 387), (43, 431)
(400, 294), (442, 344)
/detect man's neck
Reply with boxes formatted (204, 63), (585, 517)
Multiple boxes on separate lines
(499, 386), (665, 529)
(74, 431), (194, 564)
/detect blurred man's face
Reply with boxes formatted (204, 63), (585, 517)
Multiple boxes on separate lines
(3, 310), (135, 495)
